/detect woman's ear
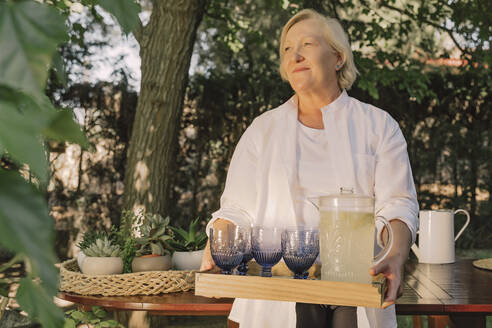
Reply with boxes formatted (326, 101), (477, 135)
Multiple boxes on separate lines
(336, 53), (343, 70)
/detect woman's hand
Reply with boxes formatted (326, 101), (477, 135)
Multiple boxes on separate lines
(370, 254), (405, 308)
(369, 219), (412, 309)
(200, 240), (215, 271)
(200, 218), (236, 272)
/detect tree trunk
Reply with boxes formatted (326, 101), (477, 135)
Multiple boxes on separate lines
(123, 0), (206, 215)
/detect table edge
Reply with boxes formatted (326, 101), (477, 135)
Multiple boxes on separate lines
(58, 292), (233, 313)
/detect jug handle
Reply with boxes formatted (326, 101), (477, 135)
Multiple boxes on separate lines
(410, 242), (420, 261)
(373, 216), (394, 266)
(454, 209), (470, 241)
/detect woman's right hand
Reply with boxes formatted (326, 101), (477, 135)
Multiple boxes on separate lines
(200, 218), (236, 272)
(200, 240), (215, 272)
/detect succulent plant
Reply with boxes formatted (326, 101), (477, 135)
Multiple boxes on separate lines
(134, 213), (172, 257)
(83, 236), (121, 257)
(168, 218), (208, 252)
(77, 231), (104, 251)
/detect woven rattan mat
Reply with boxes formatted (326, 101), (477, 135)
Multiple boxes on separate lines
(472, 258), (492, 271)
(59, 259), (196, 296)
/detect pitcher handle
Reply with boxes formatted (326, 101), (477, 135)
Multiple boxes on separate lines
(454, 209), (470, 241)
(373, 216), (394, 266)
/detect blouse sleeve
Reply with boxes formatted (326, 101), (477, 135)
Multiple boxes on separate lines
(206, 123), (258, 236)
(374, 114), (419, 245)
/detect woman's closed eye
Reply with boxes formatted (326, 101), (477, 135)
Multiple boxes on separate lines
(303, 42), (312, 46)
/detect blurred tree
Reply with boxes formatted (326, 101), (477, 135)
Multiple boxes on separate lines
(44, 0), (143, 259)
(122, 0), (207, 216)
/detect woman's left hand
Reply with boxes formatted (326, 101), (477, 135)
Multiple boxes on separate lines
(369, 254), (405, 308)
(369, 219), (412, 309)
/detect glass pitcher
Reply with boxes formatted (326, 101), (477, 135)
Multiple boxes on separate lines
(309, 188), (394, 283)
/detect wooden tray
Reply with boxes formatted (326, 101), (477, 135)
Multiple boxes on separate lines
(195, 266), (386, 308)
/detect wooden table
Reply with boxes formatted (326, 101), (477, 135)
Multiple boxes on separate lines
(58, 292), (233, 316)
(396, 259), (492, 327)
(59, 259), (492, 326)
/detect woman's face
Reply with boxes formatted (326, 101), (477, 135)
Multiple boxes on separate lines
(281, 18), (341, 94)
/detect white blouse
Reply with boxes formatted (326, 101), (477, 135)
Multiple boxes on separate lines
(294, 120), (334, 227)
(206, 90), (418, 328)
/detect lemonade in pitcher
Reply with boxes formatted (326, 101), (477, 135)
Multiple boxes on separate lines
(311, 189), (394, 284)
(319, 210), (374, 283)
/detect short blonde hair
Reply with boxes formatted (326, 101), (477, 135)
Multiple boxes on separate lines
(279, 9), (358, 90)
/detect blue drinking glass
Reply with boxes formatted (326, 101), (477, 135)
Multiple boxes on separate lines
(251, 226), (283, 277)
(237, 227), (252, 275)
(209, 225), (245, 275)
(281, 227), (319, 279)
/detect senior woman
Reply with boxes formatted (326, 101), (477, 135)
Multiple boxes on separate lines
(201, 9), (418, 328)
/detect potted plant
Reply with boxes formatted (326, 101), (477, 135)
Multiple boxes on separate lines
(76, 231), (95, 269)
(131, 213), (173, 272)
(168, 218), (208, 270)
(110, 210), (139, 274)
(78, 233), (123, 275)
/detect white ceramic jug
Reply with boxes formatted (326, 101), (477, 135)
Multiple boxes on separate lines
(411, 209), (470, 264)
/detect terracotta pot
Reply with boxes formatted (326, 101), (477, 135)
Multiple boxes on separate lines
(81, 257), (123, 275)
(132, 255), (172, 272)
(172, 249), (204, 270)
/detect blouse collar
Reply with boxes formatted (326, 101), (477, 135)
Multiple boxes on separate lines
(286, 89), (349, 114)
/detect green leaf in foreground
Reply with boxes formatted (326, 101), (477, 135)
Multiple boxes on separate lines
(0, 1), (67, 96)
(64, 318), (76, 328)
(0, 92), (49, 184)
(16, 278), (64, 328)
(69, 310), (86, 322)
(98, 0), (141, 35)
(52, 51), (68, 86)
(92, 306), (107, 319)
(0, 87), (88, 183)
(43, 110), (88, 148)
(0, 170), (59, 295)
(0, 281), (9, 297)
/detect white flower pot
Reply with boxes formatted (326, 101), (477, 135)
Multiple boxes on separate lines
(132, 255), (172, 272)
(77, 251), (87, 270)
(81, 257), (123, 275)
(172, 250), (204, 270)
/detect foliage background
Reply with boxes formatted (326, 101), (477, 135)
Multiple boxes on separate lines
(172, 0), (491, 249)
(0, 0), (490, 326)
(43, 0), (491, 259)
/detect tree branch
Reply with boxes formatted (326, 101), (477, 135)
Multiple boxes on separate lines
(445, 30), (466, 54)
(330, 0), (342, 21)
(377, 1), (469, 55)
